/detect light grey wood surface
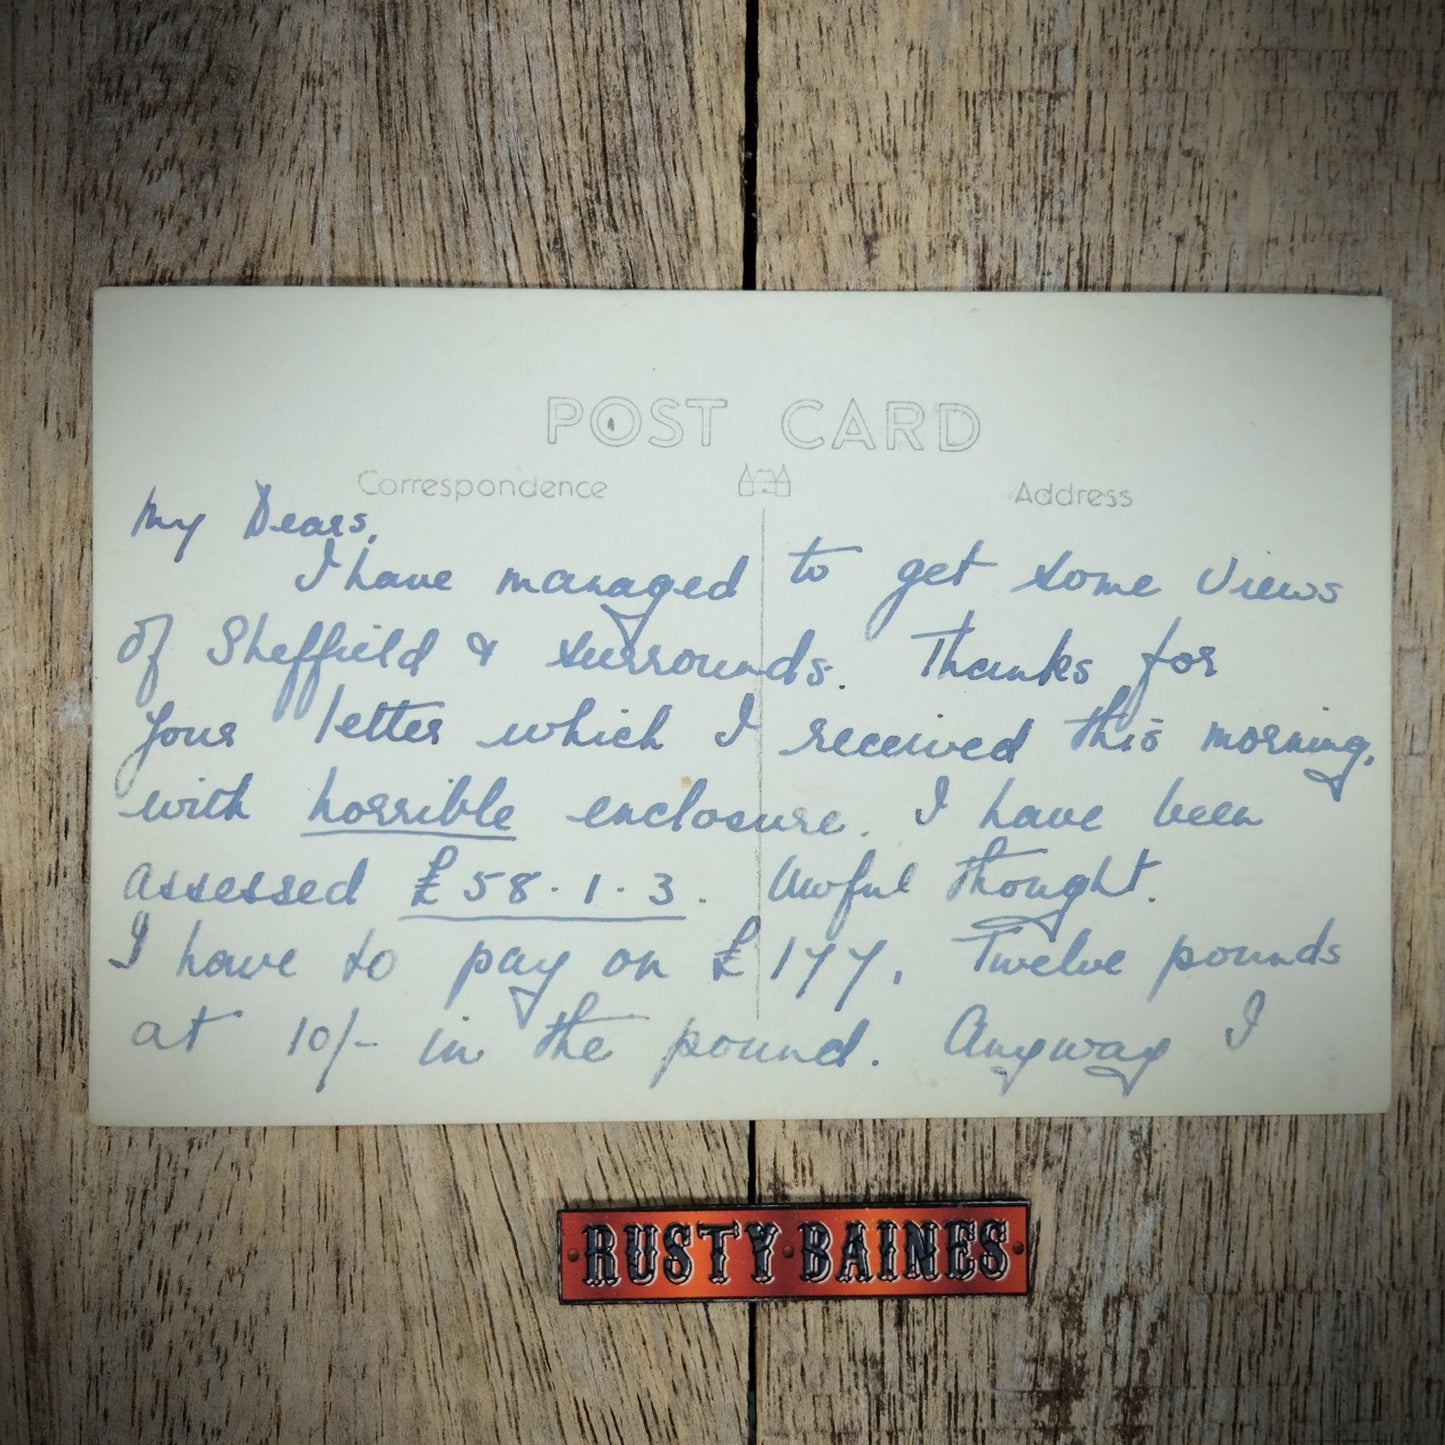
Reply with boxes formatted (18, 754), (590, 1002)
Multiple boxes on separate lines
(2, 4), (751, 1442)
(3, 1), (1440, 1440)
(755, 2), (1443, 1440)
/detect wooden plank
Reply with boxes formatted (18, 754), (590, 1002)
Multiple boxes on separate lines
(0, 3), (747, 1441)
(754, 1), (1445, 1439)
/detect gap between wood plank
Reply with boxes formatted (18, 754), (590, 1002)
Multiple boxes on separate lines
(743, 2), (760, 1441)
(741, 0), (759, 289)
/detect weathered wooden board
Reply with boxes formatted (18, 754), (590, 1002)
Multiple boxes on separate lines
(0, 3), (750, 1441)
(5, 0), (1442, 1440)
(754, 2), (1444, 1440)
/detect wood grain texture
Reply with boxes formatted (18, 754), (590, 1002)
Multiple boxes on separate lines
(0, 3), (747, 1442)
(6, 0), (1442, 1441)
(756, 1), (1444, 1441)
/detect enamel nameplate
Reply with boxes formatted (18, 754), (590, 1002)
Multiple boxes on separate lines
(558, 1202), (1031, 1302)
